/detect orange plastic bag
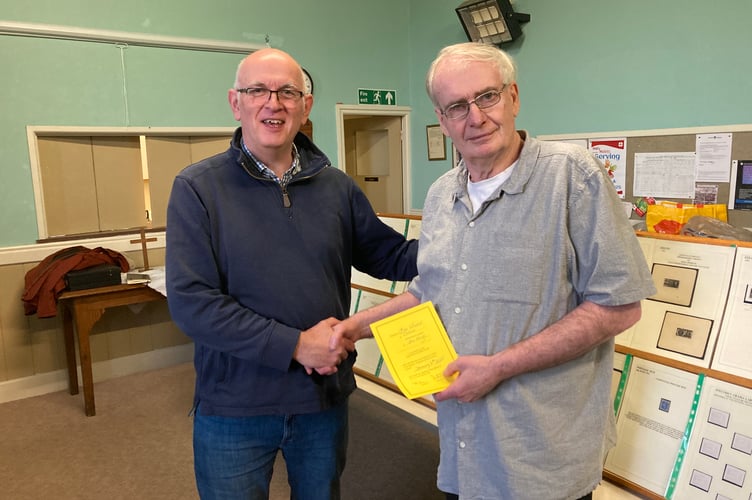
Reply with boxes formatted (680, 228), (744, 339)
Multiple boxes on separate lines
(646, 202), (728, 234)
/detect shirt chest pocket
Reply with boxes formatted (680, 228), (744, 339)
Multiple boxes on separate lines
(474, 245), (544, 305)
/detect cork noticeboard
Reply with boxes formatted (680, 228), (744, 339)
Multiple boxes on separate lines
(538, 127), (752, 230)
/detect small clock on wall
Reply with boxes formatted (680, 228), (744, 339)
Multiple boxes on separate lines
(302, 67), (314, 95)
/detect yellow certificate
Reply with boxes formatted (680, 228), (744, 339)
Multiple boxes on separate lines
(369, 301), (458, 399)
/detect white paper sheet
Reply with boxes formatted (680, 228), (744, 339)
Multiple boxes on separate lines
(605, 358), (700, 495)
(711, 247), (752, 379)
(670, 378), (752, 499)
(633, 152), (696, 198)
(695, 133), (732, 183)
(625, 239), (735, 368)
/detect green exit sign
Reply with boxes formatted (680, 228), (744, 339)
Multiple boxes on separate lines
(358, 88), (397, 105)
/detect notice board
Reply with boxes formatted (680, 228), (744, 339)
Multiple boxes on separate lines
(538, 126), (752, 230)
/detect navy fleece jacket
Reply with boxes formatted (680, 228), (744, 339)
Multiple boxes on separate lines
(166, 128), (417, 416)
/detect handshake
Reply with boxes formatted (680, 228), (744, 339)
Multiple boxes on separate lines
(293, 316), (371, 376)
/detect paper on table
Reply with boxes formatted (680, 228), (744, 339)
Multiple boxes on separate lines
(120, 266), (166, 296)
(142, 266), (166, 296)
(369, 301), (457, 399)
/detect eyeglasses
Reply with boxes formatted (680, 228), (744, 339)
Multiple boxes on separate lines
(235, 87), (304, 102)
(441, 85), (508, 120)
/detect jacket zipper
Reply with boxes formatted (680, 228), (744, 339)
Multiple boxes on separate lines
(240, 158), (325, 209)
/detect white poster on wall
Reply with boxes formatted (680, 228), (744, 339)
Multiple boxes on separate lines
(589, 138), (627, 198)
(696, 133), (732, 183)
(633, 152), (696, 198)
(670, 377), (752, 499)
(711, 247), (752, 380)
(605, 358), (699, 495)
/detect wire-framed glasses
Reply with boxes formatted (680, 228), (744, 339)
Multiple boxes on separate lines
(235, 87), (304, 102)
(441, 85), (508, 120)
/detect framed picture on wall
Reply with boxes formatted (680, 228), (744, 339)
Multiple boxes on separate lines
(426, 124), (446, 161)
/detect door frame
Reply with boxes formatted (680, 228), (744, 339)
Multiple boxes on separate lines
(335, 104), (412, 214)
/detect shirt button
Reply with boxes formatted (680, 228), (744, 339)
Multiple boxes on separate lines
(468, 221), (475, 227)
(460, 263), (467, 270)
(459, 441), (466, 449)
(454, 307), (462, 314)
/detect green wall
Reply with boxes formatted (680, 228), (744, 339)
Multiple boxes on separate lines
(2, 0), (751, 246)
(513, 0), (752, 134)
(0, 0), (412, 246)
(407, 0), (752, 208)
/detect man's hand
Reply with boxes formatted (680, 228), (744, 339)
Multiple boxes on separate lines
(294, 317), (354, 375)
(329, 317), (369, 349)
(312, 292), (420, 376)
(434, 355), (501, 403)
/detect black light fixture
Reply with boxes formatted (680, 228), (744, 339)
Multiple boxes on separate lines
(456, 0), (530, 46)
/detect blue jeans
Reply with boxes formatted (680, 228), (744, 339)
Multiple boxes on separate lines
(193, 401), (348, 500)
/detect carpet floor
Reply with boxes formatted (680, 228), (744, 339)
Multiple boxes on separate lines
(0, 363), (442, 499)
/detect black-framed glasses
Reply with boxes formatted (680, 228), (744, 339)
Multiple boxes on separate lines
(441, 85), (508, 120)
(235, 87), (304, 102)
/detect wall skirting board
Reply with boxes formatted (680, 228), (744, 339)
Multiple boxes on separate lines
(0, 343), (193, 405)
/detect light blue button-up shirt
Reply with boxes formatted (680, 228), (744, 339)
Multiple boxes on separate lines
(408, 131), (656, 499)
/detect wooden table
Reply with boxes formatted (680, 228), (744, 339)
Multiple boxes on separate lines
(58, 284), (165, 416)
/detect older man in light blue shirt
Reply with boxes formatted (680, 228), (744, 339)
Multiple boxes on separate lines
(335, 42), (655, 500)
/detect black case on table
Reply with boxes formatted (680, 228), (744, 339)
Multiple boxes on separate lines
(65, 264), (122, 291)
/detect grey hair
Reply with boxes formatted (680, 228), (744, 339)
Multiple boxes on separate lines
(425, 42), (517, 106)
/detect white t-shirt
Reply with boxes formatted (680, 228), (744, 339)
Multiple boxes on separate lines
(467, 161), (517, 215)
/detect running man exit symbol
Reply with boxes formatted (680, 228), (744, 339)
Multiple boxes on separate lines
(358, 88), (397, 105)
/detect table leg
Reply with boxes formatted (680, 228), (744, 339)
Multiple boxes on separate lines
(72, 304), (106, 417)
(61, 305), (79, 395)
(58, 285), (164, 416)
